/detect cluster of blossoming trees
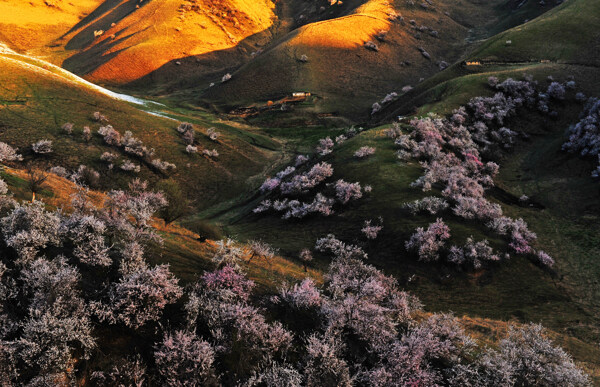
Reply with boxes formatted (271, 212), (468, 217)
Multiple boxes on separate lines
(43, 112), (180, 177)
(390, 77), (574, 269)
(96, 122), (177, 173)
(0, 167), (180, 383)
(254, 127), (373, 220)
(254, 76), (580, 270)
(0, 138), (590, 385)
(563, 96), (600, 177)
(177, 122), (220, 159)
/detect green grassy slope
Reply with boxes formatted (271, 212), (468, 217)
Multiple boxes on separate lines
(362, 0), (600, 331)
(202, 0), (600, 338)
(0, 52), (283, 212)
(375, 0), (599, 122)
(216, 111), (598, 327)
(470, 0), (600, 65)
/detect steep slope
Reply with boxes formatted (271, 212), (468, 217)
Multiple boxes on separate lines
(361, 0), (600, 336)
(199, 0), (600, 361)
(218, 110), (600, 334)
(58, 0), (279, 86)
(0, 47), (281, 211)
(207, 73), (600, 384)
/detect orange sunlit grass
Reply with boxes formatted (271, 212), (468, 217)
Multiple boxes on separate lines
(3, 167), (105, 209)
(0, 0), (278, 83)
(62, 0), (278, 83)
(290, 0), (392, 49)
(0, 0), (103, 51)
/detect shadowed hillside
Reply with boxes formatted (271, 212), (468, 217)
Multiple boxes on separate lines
(199, 0), (563, 121)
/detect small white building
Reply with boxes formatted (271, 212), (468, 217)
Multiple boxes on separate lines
(292, 92), (311, 98)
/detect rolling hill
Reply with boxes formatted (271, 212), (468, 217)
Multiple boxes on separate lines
(0, 45), (283, 213)
(198, 0), (570, 121)
(0, 0), (281, 86)
(377, 0), (600, 122)
(198, 0), (600, 375)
